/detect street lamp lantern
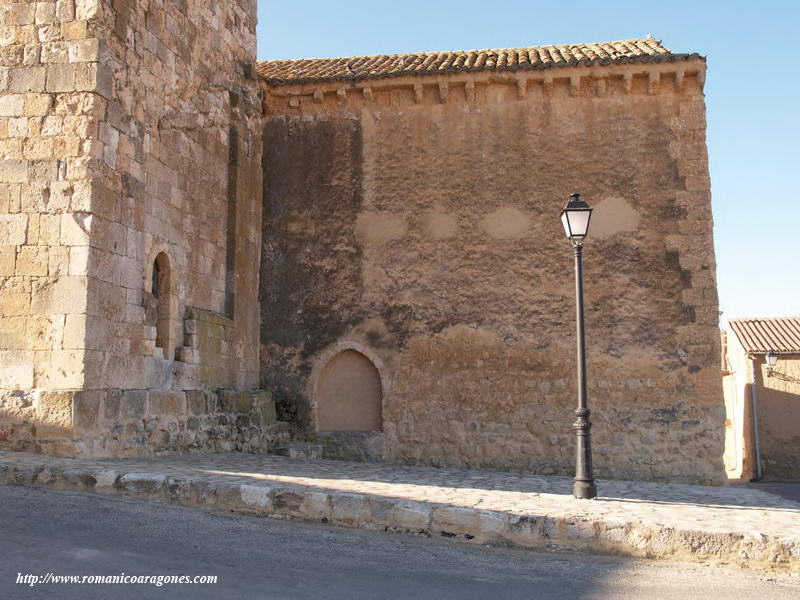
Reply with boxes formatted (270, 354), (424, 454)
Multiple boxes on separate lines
(561, 193), (593, 244)
(561, 192), (598, 500)
(766, 351), (779, 377)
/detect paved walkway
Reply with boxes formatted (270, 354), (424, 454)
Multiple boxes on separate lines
(1, 451), (799, 573)
(746, 481), (800, 503)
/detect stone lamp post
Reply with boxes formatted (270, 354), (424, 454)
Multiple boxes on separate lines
(560, 193), (598, 500)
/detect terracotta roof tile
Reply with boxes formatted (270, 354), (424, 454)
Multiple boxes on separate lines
(257, 38), (701, 86)
(728, 317), (800, 354)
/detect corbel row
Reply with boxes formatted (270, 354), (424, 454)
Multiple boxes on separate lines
(269, 65), (704, 111)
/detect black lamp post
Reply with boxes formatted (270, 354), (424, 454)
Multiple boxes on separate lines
(560, 192), (597, 500)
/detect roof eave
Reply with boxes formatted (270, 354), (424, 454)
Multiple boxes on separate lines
(259, 52), (705, 87)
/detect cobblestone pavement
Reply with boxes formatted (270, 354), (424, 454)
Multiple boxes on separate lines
(1, 451), (799, 573)
(746, 481), (800, 503)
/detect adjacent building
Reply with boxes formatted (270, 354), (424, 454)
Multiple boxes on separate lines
(723, 317), (800, 480)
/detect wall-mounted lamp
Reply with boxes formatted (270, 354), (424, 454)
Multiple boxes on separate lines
(765, 351), (779, 377)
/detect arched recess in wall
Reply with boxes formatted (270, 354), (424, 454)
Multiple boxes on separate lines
(151, 252), (171, 356)
(315, 349), (384, 432)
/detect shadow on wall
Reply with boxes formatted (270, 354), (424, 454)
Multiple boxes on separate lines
(770, 371), (800, 385)
(0, 392), (73, 454)
(757, 385), (800, 481)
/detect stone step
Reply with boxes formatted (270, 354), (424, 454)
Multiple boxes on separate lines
(271, 442), (324, 460)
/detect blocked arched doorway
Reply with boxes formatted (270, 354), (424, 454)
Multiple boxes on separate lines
(316, 349), (383, 432)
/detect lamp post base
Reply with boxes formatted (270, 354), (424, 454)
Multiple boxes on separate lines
(573, 479), (597, 500)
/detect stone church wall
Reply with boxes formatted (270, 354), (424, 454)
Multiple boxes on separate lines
(261, 64), (727, 484)
(1, 0), (277, 456)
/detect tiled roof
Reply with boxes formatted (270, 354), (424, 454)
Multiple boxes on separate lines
(728, 317), (800, 354)
(257, 38), (701, 86)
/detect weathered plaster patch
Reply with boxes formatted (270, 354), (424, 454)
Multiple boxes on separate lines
(590, 197), (640, 239)
(423, 211), (458, 240)
(355, 212), (407, 245)
(480, 207), (530, 240)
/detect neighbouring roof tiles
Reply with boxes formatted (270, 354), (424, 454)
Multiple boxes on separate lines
(728, 317), (800, 354)
(256, 38), (701, 86)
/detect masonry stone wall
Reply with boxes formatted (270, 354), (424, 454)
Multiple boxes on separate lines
(0, 0), (276, 457)
(260, 62), (727, 484)
(0, 387), (285, 457)
(1, 0), (101, 394)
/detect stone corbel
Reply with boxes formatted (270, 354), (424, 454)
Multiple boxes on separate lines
(313, 89), (324, 103)
(542, 75), (553, 97)
(517, 79), (527, 100)
(569, 75), (580, 97)
(623, 73), (633, 94)
(336, 87), (347, 102)
(647, 71), (659, 95)
(465, 80), (475, 103)
(595, 76), (607, 97)
(697, 68), (706, 90)
(414, 83), (424, 104)
(438, 82), (449, 103)
(675, 68), (686, 92)
(362, 87), (374, 103)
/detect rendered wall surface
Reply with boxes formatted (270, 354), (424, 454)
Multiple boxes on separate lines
(261, 63), (727, 483)
(755, 354), (800, 480)
(1, 0), (274, 456)
(721, 332), (753, 479)
(722, 334), (800, 481)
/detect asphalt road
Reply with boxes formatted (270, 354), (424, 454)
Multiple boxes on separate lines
(1, 485), (797, 600)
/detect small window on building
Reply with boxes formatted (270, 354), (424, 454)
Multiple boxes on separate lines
(152, 252), (171, 352)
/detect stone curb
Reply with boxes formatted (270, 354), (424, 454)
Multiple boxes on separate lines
(1, 462), (798, 574)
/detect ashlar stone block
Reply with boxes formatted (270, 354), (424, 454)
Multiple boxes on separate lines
(34, 349), (84, 389)
(0, 159), (28, 182)
(0, 350), (34, 388)
(0, 95), (25, 118)
(34, 391), (75, 438)
(30, 276), (89, 315)
(61, 20), (87, 41)
(8, 67), (46, 93)
(0, 213), (27, 244)
(15, 245), (48, 276)
(46, 63), (76, 92)
(0, 246), (16, 275)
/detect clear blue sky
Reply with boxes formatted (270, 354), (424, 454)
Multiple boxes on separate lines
(258, 1), (799, 322)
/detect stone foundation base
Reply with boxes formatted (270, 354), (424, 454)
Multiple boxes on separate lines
(0, 388), (287, 458)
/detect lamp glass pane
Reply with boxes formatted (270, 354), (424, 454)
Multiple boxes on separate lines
(561, 212), (572, 238)
(766, 352), (778, 366)
(566, 209), (591, 238)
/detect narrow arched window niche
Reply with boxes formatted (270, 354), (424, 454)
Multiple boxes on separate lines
(152, 252), (171, 355)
